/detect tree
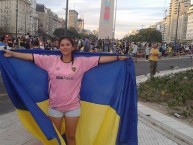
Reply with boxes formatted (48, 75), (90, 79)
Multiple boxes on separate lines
(125, 28), (162, 43)
(53, 27), (79, 38)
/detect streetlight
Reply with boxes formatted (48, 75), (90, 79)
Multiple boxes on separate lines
(16, 0), (19, 39)
(65, 0), (69, 35)
(174, 1), (181, 48)
(164, 9), (167, 42)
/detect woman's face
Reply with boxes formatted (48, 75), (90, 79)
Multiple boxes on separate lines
(59, 39), (74, 56)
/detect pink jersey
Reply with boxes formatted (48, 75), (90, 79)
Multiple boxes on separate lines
(33, 54), (99, 112)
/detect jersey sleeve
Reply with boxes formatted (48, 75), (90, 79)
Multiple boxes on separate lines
(33, 54), (55, 71)
(80, 56), (100, 72)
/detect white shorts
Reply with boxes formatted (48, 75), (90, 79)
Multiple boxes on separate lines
(48, 107), (80, 118)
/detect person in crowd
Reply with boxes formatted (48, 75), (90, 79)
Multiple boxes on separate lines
(53, 39), (60, 50)
(83, 37), (90, 52)
(31, 40), (42, 50)
(39, 37), (45, 50)
(0, 36), (7, 50)
(7, 35), (14, 49)
(25, 33), (31, 49)
(20, 36), (26, 49)
(131, 42), (138, 62)
(145, 43), (151, 60)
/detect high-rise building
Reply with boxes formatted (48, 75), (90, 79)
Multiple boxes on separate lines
(165, 16), (171, 43)
(77, 18), (84, 32)
(36, 4), (64, 36)
(168, 0), (191, 42)
(68, 10), (78, 29)
(98, 0), (115, 39)
(186, 5), (193, 44)
(29, 0), (39, 36)
(36, 4), (49, 35)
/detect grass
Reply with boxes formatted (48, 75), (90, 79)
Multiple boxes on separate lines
(138, 69), (193, 120)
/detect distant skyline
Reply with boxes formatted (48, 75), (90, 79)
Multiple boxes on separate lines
(36, 0), (193, 38)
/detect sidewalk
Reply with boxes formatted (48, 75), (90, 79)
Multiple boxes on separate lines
(0, 111), (180, 145)
(0, 67), (193, 145)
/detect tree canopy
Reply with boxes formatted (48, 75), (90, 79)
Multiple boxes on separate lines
(125, 28), (162, 43)
(53, 27), (97, 39)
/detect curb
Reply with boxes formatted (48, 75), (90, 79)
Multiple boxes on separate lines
(136, 67), (193, 85)
(138, 111), (193, 145)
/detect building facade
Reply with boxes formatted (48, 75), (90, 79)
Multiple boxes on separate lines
(68, 10), (78, 29)
(168, 0), (191, 42)
(77, 18), (84, 32)
(0, 0), (32, 36)
(29, 0), (38, 36)
(36, 4), (49, 35)
(36, 4), (64, 36)
(186, 5), (193, 44)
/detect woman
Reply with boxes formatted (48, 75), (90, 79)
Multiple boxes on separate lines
(4, 36), (128, 145)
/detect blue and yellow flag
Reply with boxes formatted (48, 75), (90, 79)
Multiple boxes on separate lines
(0, 50), (138, 145)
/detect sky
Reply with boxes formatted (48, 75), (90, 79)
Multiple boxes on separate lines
(36, 0), (193, 39)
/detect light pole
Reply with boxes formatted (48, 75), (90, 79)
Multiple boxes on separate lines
(65, 0), (69, 35)
(164, 9), (167, 42)
(113, 0), (118, 39)
(25, 14), (27, 35)
(16, 0), (19, 39)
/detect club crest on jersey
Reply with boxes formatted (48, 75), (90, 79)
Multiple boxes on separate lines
(72, 67), (76, 72)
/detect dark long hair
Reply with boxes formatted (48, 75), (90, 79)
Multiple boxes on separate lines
(59, 36), (75, 47)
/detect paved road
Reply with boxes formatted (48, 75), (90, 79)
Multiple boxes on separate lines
(136, 57), (193, 76)
(0, 57), (192, 115)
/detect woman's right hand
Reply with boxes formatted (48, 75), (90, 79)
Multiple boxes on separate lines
(3, 50), (33, 61)
(3, 50), (13, 57)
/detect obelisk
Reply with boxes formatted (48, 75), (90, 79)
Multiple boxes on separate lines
(98, 0), (115, 39)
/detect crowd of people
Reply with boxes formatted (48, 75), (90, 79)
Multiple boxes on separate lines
(0, 34), (193, 60)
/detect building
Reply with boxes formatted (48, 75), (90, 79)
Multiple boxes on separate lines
(165, 16), (171, 43)
(36, 4), (49, 35)
(186, 5), (193, 44)
(178, 13), (189, 42)
(68, 10), (78, 29)
(0, 0), (32, 36)
(36, 4), (64, 36)
(29, 0), (38, 36)
(47, 8), (55, 36)
(77, 18), (84, 32)
(98, 0), (115, 39)
(168, 0), (191, 42)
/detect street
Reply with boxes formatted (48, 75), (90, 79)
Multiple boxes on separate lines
(0, 56), (192, 115)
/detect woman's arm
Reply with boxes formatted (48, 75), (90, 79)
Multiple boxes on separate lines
(99, 56), (128, 64)
(3, 50), (33, 61)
